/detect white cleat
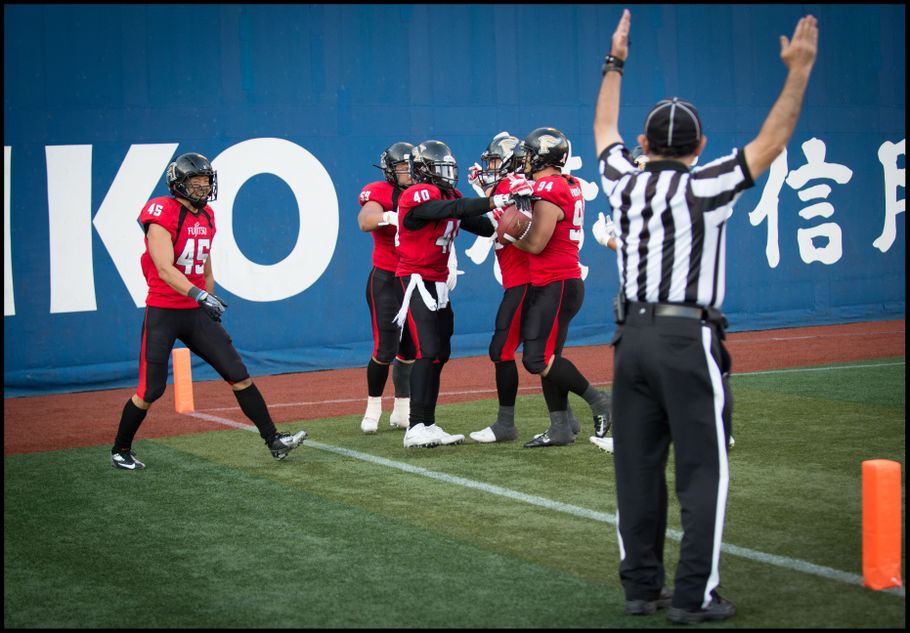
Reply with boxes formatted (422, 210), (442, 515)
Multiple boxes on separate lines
(403, 423), (440, 448)
(589, 436), (614, 454)
(360, 416), (379, 434)
(389, 398), (410, 429)
(428, 424), (464, 446)
(728, 436), (735, 449)
(469, 427), (497, 443)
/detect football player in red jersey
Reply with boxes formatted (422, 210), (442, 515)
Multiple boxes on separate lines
(466, 132), (528, 443)
(356, 142), (417, 434)
(394, 140), (526, 448)
(506, 128), (613, 448)
(109, 153), (307, 470)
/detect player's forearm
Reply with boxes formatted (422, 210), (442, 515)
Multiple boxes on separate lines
(156, 264), (197, 297)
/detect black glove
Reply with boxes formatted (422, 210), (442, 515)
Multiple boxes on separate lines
(188, 287), (228, 322)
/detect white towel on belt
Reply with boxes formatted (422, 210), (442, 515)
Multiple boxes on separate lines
(393, 274), (450, 330)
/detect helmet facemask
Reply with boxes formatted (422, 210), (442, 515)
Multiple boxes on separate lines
(167, 153), (217, 210)
(410, 141), (459, 190)
(480, 134), (519, 189)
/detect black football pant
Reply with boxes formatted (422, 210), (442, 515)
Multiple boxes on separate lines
(611, 304), (732, 611)
(137, 306), (248, 403)
(399, 276), (453, 426)
(366, 266), (416, 363)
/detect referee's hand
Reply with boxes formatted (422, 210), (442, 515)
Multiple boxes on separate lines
(780, 15), (818, 74)
(611, 9), (630, 61)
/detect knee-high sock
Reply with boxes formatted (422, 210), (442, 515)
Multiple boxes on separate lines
(540, 374), (569, 412)
(234, 383), (277, 442)
(367, 359), (390, 398)
(113, 399), (148, 451)
(392, 359), (412, 398)
(495, 360), (519, 407)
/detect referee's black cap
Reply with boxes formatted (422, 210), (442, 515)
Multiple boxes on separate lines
(644, 98), (702, 153)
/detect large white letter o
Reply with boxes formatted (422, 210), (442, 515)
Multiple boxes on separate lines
(209, 138), (338, 302)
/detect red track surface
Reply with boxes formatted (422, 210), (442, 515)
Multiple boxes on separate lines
(4, 320), (904, 455)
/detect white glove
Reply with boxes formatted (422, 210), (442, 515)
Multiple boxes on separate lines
(592, 212), (617, 247)
(446, 248), (464, 291)
(491, 193), (513, 209)
(378, 210), (398, 227)
(507, 174), (534, 198)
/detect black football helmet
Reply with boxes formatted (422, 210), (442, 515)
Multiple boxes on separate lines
(521, 127), (570, 174)
(377, 141), (413, 187)
(410, 140), (458, 190)
(166, 152), (217, 209)
(479, 132), (520, 189)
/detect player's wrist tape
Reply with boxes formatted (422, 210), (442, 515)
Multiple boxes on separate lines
(602, 54), (625, 76)
(187, 286), (207, 302)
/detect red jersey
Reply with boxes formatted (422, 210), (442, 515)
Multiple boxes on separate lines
(396, 183), (462, 282)
(139, 196), (215, 309)
(529, 174), (584, 285)
(492, 178), (530, 288)
(358, 181), (400, 272)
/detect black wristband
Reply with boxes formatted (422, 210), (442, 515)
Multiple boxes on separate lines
(602, 54), (625, 77)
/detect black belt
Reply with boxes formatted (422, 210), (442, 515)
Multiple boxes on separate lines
(619, 300), (728, 331)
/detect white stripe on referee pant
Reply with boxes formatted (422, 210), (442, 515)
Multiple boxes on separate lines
(701, 324), (730, 609)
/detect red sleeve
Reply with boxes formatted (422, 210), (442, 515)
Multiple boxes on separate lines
(532, 176), (574, 209)
(358, 181), (394, 209)
(138, 197), (179, 239)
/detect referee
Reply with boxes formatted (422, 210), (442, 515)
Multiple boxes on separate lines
(593, 9), (818, 624)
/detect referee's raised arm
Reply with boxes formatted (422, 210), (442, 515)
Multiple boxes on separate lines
(593, 8), (630, 157)
(743, 15), (819, 179)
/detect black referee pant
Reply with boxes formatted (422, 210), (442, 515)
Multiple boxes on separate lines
(611, 302), (732, 611)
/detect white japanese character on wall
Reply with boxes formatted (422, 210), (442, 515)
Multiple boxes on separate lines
(749, 137), (853, 266)
(873, 139), (906, 253)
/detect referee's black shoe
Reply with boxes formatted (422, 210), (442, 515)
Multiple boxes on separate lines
(625, 586), (672, 615)
(666, 592), (736, 624)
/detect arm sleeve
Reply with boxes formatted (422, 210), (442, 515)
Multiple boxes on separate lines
(403, 197), (491, 229)
(459, 214), (495, 237)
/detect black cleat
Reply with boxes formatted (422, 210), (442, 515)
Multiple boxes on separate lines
(111, 449), (145, 470)
(268, 430), (308, 460)
(593, 413), (611, 438)
(523, 431), (574, 448)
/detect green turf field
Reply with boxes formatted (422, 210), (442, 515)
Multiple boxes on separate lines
(4, 358), (905, 628)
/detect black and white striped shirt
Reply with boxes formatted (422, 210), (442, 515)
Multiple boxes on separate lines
(598, 143), (754, 308)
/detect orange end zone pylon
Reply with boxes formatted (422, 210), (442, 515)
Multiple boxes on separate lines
(862, 459), (903, 590)
(172, 347), (195, 413)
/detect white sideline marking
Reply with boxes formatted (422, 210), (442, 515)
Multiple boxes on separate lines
(199, 361), (905, 412)
(184, 408), (905, 598)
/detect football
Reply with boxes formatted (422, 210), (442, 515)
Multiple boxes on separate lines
(495, 204), (533, 243)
